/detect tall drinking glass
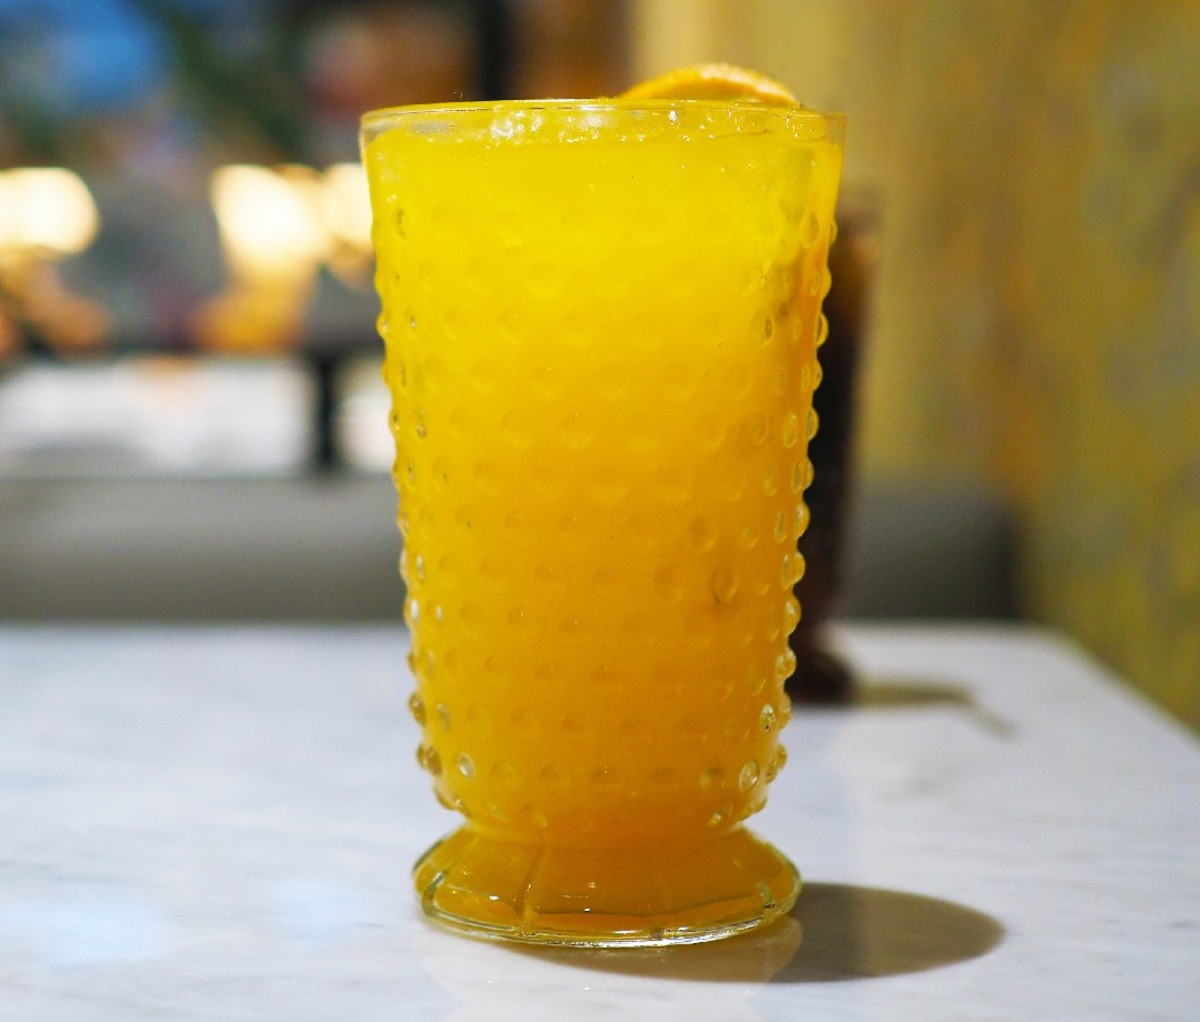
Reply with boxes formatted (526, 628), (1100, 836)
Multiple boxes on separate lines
(362, 99), (844, 946)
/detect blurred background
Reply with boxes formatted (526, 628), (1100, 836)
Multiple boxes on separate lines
(0, 0), (1196, 729)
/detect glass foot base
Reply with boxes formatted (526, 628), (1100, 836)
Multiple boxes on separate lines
(413, 825), (800, 947)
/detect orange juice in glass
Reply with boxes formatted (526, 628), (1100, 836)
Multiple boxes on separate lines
(362, 86), (843, 946)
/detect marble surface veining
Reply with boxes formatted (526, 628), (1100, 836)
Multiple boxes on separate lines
(0, 624), (1197, 1020)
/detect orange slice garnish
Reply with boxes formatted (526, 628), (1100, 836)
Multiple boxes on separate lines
(620, 63), (800, 107)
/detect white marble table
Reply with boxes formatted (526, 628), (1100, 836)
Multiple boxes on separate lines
(1, 624), (1197, 1021)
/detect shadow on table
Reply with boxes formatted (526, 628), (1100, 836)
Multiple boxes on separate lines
(514, 882), (1004, 984)
(802, 675), (1018, 738)
(773, 882), (1004, 982)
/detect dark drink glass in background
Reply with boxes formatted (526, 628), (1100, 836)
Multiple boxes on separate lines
(788, 202), (877, 704)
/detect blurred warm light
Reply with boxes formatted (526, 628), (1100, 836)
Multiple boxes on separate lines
(0, 168), (108, 357)
(319, 162), (372, 251)
(0, 168), (100, 259)
(318, 162), (373, 288)
(212, 164), (329, 281)
(195, 162), (374, 352)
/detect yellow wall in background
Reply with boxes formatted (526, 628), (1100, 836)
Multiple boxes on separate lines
(631, 0), (1200, 727)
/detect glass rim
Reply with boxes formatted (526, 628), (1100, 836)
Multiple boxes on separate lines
(360, 97), (846, 141)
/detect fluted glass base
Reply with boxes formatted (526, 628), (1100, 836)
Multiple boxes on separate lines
(413, 824), (800, 947)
